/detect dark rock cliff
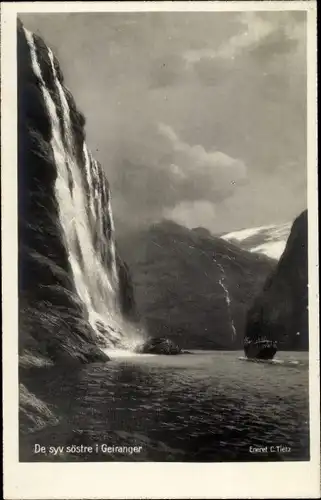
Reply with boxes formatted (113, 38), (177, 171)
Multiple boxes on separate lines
(245, 210), (308, 351)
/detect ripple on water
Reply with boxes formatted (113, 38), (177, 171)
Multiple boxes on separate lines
(103, 349), (157, 359)
(21, 350), (309, 462)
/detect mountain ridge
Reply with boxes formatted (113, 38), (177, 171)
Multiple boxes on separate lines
(118, 220), (276, 350)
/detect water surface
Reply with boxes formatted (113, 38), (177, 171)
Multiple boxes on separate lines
(21, 350), (309, 462)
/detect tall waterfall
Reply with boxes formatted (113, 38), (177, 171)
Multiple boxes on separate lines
(212, 254), (237, 341)
(24, 28), (140, 350)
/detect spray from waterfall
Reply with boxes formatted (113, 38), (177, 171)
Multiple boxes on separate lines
(212, 254), (237, 341)
(24, 28), (142, 350)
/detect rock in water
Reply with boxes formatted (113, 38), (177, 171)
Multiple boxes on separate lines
(244, 210), (308, 359)
(136, 337), (182, 355)
(18, 19), (136, 364)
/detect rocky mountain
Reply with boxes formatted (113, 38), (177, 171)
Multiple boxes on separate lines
(221, 222), (292, 260)
(18, 19), (139, 438)
(118, 221), (275, 350)
(245, 210), (308, 350)
(18, 18), (138, 368)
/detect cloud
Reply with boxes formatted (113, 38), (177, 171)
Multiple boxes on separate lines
(184, 12), (273, 65)
(157, 123), (247, 201)
(163, 200), (217, 230)
(157, 123), (247, 204)
(110, 122), (247, 232)
(21, 12), (307, 235)
(213, 164), (307, 234)
(184, 11), (305, 68)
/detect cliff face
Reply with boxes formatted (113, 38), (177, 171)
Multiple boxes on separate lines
(18, 19), (136, 366)
(245, 210), (308, 351)
(118, 221), (275, 349)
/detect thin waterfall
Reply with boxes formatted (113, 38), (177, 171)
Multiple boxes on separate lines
(24, 28), (141, 349)
(212, 254), (237, 341)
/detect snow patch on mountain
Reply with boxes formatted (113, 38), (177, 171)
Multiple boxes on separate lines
(221, 222), (292, 260)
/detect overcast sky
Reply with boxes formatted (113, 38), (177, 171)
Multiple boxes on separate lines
(21, 11), (307, 235)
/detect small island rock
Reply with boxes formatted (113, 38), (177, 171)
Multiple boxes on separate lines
(135, 337), (182, 355)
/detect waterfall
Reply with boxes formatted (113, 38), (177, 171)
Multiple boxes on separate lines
(212, 254), (237, 341)
(24, 28), (140, 349)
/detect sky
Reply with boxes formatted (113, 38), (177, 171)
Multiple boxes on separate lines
(20, 10), (307, 235)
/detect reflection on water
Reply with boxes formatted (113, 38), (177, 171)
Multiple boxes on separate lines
(20, 351), (309, 462)
(103, 349), (156, 359)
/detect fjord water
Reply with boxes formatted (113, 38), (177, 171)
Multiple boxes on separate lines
(22, 350), (309, 462)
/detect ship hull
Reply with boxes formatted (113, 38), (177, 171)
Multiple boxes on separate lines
(244, 337), (277, 361)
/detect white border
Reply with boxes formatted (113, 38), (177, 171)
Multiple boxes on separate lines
(1, 2), (319, 499)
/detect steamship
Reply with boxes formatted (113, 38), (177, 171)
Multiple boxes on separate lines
(244, 335), (278, 360)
